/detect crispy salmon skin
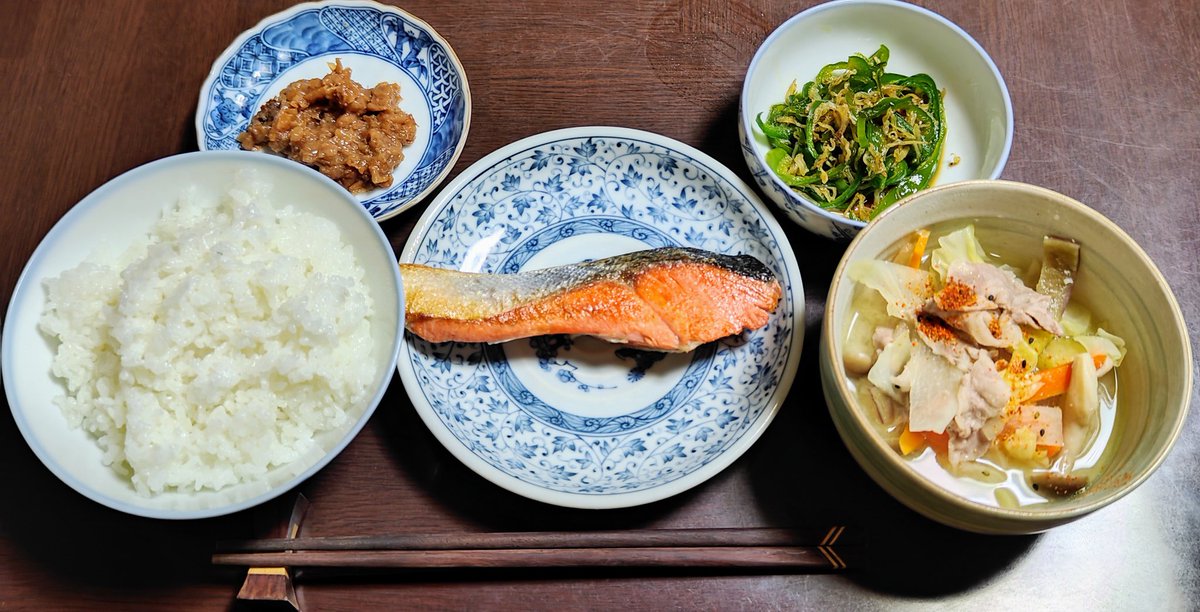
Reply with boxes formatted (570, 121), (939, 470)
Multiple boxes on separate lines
(400, 247), (783, 352)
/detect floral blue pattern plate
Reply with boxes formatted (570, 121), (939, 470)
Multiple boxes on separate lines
(195, 0), (471, 221)
(397, 127), (804, 508)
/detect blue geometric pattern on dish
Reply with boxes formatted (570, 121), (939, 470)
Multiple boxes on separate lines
(401, 132), (799, 501)
(197, 1), (469, 220)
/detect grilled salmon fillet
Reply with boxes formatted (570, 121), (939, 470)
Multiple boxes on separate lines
(400, 247), (782, 352)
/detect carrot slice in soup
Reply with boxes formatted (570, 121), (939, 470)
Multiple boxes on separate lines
(907, 229), (931, 269)
(1025, 353), (1106, 403)
(923, 430), (949, 456)
(898, 426), (926, 455)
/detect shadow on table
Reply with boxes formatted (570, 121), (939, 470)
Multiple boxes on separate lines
(371, 372), (705, 532)
(0, 406), (247, 594)
(745, 366), (1039, 597)
(686, 95), (1040, 596)
(734, 215), (1038, 598)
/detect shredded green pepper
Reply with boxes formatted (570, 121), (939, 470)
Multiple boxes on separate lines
(756, 45), (945, 221)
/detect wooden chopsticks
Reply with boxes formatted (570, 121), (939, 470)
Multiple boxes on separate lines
(213, 527), (854, 572)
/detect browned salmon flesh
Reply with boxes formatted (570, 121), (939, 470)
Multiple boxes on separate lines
(400, 247), (782, 352)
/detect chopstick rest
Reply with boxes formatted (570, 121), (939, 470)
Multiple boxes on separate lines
(234, 494), (309, 610)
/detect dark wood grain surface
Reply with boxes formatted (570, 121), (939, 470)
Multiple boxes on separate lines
(2, 0), (1198, 609)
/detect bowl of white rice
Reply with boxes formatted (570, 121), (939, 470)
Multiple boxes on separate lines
(2, 151), (404, 519)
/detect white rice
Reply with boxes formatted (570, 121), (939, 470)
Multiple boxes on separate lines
(38, 171), (376, 495)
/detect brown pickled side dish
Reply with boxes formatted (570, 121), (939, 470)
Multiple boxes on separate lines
(238, 59), (417, 193)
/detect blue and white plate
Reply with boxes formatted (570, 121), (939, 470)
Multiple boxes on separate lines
(397, 127), (804, 508)
(196, 0), (470, 221)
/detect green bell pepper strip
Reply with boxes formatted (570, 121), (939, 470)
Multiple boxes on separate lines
(870, 93), (945, 219)
(883, 158), (911, 188)
(814, 61), (851, 87)
(869, 44), (889, 65)
(889, 113), (920, 160)
(802, 98), (827, 160)
(894, 74), (942, 122)
(855, 121), (888, 190)
(812, 173), (863, 211)
(756, 112), (792, 141)
(765, 148), (824, 187)
(845, 55), (874, 90)
(847, 45), (888, 90)
(858, 96), (922, 122)
(855, 97), (914, 152)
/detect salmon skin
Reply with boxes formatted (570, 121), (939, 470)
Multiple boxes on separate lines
(400, 247), (782, 352)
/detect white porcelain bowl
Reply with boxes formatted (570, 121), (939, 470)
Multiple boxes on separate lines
(740, 0), (1013, 240)
(820, 180), (1192, 533)
(2, 152), (404, 519)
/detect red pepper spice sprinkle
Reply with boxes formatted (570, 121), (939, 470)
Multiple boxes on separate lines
(987, 313), (1003, 339)
(937, 279), (977, 310)
(917, 314), (957, 343)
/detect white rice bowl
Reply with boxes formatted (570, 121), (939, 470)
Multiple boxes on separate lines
(2, 152), (403, 519)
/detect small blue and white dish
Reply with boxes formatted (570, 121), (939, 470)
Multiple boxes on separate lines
(196, 0), (471, 221)
(397, 127), (805, 508)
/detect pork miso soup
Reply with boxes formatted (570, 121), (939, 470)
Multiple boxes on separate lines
(842, 223), (1125, 507)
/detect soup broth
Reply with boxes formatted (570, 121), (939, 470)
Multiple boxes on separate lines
(842, 220), (1123, 507)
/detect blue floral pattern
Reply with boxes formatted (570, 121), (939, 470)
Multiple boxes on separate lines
(197, 2), (468, 220)
(737, 105), (861, 241)
(400, 132), (800, 501)
(528, 335), (616, 392)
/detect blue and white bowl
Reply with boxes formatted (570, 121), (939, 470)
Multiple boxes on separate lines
(196, 0), (471, 221)
(740, 0), (1013, 240)
(398, 127), (805, 509)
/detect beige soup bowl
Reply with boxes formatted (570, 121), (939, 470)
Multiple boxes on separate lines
(820, 180), (1192, 534)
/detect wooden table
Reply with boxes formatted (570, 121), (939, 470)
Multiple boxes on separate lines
(2, 1), (1198, 609)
